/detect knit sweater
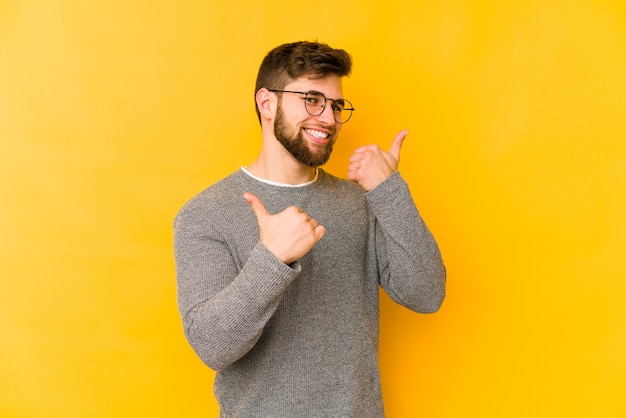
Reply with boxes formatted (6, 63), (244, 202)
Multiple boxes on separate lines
(173, 168), (446, 417)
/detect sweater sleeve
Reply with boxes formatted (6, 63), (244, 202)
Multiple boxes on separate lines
(366, 171), (446, 313)
(174, 207), (300, 371)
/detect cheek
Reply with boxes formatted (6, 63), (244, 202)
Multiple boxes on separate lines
(283, 108), (307, 126)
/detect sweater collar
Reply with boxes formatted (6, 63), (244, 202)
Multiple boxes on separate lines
(240, 166), (319, 188)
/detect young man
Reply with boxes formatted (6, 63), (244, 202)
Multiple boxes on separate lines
(174, 41), (446, 417)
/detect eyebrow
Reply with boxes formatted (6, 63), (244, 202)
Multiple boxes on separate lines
(306, 90), (345, 101)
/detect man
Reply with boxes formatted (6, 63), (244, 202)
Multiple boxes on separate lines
(174, 41), (446, 417)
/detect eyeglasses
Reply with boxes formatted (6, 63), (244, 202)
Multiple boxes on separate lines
(269, 89), (355, 124)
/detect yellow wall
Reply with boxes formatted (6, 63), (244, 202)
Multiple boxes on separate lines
(1, 1), (624, 416)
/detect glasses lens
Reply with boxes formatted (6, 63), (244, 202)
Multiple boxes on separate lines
(303, 92), (354, 124)
(334, 99), (354, 124)
(304, 92), (326, 116)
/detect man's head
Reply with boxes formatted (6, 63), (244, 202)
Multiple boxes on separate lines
(255, 41), (352, 123)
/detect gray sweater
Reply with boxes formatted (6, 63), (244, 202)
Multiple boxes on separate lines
(174, 168), (446, 417)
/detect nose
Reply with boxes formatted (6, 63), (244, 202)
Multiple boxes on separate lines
(316, 100), (336, 125)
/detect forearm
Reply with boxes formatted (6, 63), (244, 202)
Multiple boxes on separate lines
(367, 172), (446, 313)
(178, 243), (299, 370)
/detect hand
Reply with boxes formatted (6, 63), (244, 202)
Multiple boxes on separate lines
(347, 130), (408, 191)
(243, 192), (326, 265)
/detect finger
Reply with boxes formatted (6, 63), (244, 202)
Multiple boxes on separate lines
(388, 129), (409, 161)
(352, 144), (377, 155)
(243, 192), (270, 221)
(349, 154), (361, 163)
(349, 150), (370, 163)
(314, 224), (326, 241)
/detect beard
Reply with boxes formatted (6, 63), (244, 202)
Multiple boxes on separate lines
(274, 105), (335, 167)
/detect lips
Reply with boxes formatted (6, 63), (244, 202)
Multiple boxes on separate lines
(304, 128), (332, 145)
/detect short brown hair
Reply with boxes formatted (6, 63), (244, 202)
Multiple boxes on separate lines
(254, 41), (352, 122)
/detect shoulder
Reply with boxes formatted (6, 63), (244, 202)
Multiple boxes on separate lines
(317, 169), (364, 195)
(174, 171), (249, 227)
(313, 169), (368, 213)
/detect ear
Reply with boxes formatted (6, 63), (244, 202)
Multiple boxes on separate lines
(255, 88), (275, 121)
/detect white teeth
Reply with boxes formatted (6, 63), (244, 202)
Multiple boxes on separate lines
(305, 129), (329, 139)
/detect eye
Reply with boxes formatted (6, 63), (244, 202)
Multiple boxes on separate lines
(332, 99), (346, 112)
(304, 92), (325, 107)
(304, 96), (319, 104)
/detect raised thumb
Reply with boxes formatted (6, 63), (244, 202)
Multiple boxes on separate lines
(389, 129), (409, 161)
(243, 192), (270, 221)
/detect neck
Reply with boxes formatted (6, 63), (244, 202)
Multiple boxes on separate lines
(247, 151), (317, 186)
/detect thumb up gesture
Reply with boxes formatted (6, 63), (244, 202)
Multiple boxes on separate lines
(347, 130), (408, 191)
(243, 192), (325, 265)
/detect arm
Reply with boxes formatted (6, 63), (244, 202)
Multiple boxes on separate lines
(174, 210), (300, 371)
(367, 172), (446, 313)
(347, 130), (446, 313)
(174, 193), (324, 371)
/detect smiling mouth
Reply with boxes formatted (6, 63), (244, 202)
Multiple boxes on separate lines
(304, 128), (330, 141)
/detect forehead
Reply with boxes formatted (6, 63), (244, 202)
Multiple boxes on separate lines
(284, 75), (344, 98)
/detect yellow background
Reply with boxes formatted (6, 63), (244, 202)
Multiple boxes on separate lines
(1, 0), (624, 417)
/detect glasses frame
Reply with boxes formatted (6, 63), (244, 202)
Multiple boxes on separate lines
(268, 89), (355, 124)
